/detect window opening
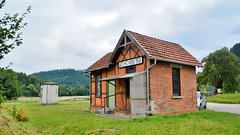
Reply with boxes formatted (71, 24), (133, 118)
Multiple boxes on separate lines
(172, 68), (181, 96)
(126, 66), (136, 74)
(95, 73), (101, 98)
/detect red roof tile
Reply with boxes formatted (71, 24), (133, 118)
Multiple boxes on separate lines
(127, 31), (203, 67)
(84, 30), (203, 72)
(84, 52), (112, 72)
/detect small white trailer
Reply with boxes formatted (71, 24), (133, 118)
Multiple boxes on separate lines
(39, 82), (58, 105)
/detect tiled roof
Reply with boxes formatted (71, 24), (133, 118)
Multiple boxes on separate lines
(127, 31), (203, 67)
(84, 30), (203, 72)
(84, 52), (112, 72)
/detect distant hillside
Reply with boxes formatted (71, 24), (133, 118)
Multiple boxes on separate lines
(32, 69), (89, 86)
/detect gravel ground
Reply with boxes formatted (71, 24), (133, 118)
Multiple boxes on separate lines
(207, 102), (240, 114)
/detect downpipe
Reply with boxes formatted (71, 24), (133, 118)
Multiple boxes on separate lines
(147, 58), (157, 114)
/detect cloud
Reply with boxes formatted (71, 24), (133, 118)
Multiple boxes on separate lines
(0, 0), (240, 74)
(85, 12), (118, 28)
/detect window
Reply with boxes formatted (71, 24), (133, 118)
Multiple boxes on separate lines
(125, 79), (130, 98)
(95, 73), (101, 98)
(126, 66), (136, 74)
(172, 68), (181, 96)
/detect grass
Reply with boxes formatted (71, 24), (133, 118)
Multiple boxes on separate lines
(206, 93), (240, 104)
(0, 100), (240, 134)
(0, 112), (12, 135)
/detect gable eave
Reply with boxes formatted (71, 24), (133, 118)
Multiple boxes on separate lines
(83, 67), (108, 73)
(125, 30), (151, 59)
(106, 30), (126, 68)
(106, 30), (151, 68)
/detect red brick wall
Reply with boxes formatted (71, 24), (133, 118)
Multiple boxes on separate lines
(149, 61), (198, 114)
(90, 43), (198, 115)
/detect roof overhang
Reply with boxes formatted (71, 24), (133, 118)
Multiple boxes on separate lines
(83, 67), (106, 73)
(100, 71), (146, 81)
(41, 82), (59, 85)
(151, 57), (204, 67)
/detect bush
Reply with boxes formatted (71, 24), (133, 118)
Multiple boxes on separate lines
(11, 106), (29, 122)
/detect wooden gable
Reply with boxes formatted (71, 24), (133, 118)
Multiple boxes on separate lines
(109, 30), (147, 65)
(107, 31), (149, 75)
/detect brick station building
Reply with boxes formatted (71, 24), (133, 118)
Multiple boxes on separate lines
(84, 30), (203, 117)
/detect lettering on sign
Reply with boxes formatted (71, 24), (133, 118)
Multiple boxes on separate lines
(119, 57), (143, 68)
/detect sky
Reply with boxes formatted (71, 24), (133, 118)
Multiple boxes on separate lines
(1, 0), (240, 74)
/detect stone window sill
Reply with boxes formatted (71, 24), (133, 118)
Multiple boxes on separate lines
(172, 96), (184, 99)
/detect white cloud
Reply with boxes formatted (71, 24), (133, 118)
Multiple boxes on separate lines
(0, 0), (240, 74)
(85, 12), (118, 28)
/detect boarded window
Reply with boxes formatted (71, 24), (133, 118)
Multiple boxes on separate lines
(95, 73), (101, 98)
(126, 66), (136, 74)
(172, 68), (181, 96)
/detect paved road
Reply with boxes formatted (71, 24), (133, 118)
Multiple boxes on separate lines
(207, 102), (240, 114)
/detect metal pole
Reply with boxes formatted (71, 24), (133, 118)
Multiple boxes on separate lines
(60, 85), (61, 99)
(147, 58), (157, 114)
(32, 88), (33, 101)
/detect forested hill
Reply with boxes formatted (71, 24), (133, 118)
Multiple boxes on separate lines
(32, 69), (89, 86)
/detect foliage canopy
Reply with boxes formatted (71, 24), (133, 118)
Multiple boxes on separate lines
(201, 49), (240, 93)
(0, 68), (19, 99)
(32, 69), (89, 87)
(0, 0), (31, 59)
(18, 70), (90, 97)
(230, 43), (240, 59)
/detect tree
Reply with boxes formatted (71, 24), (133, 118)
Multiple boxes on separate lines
(17, 73), (45, 97)
(0, 68), (19, 99)
(201, 49), (240, 93)
(196, 72), (204, 84)
(222, 46), (229, 51)
(0, 84), (6, 106)
(230, 43), (240, 59)
(26, 84), (39, 97)
(0, 0), (31, 59)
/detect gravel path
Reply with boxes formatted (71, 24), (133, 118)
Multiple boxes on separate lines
(207, 102), (240, 114)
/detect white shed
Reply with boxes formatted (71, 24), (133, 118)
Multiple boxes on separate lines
(39, 82), (59, 105)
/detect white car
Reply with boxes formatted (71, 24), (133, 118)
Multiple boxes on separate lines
(197, 91), (207, 109)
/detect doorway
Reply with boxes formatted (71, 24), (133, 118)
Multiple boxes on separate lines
(107, 80), (115, 109)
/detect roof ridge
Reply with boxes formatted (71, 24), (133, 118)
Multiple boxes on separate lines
(126, 30), (180, 45)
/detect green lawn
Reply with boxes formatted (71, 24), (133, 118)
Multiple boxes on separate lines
(1, 100), (240, 134)
(206, 93), (240, 104)
(0, 113), (12, 135)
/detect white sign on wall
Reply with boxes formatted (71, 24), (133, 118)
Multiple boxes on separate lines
(119, 57), (143, 68)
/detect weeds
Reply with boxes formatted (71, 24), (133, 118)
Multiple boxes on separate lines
(4, 105), (29, 122)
